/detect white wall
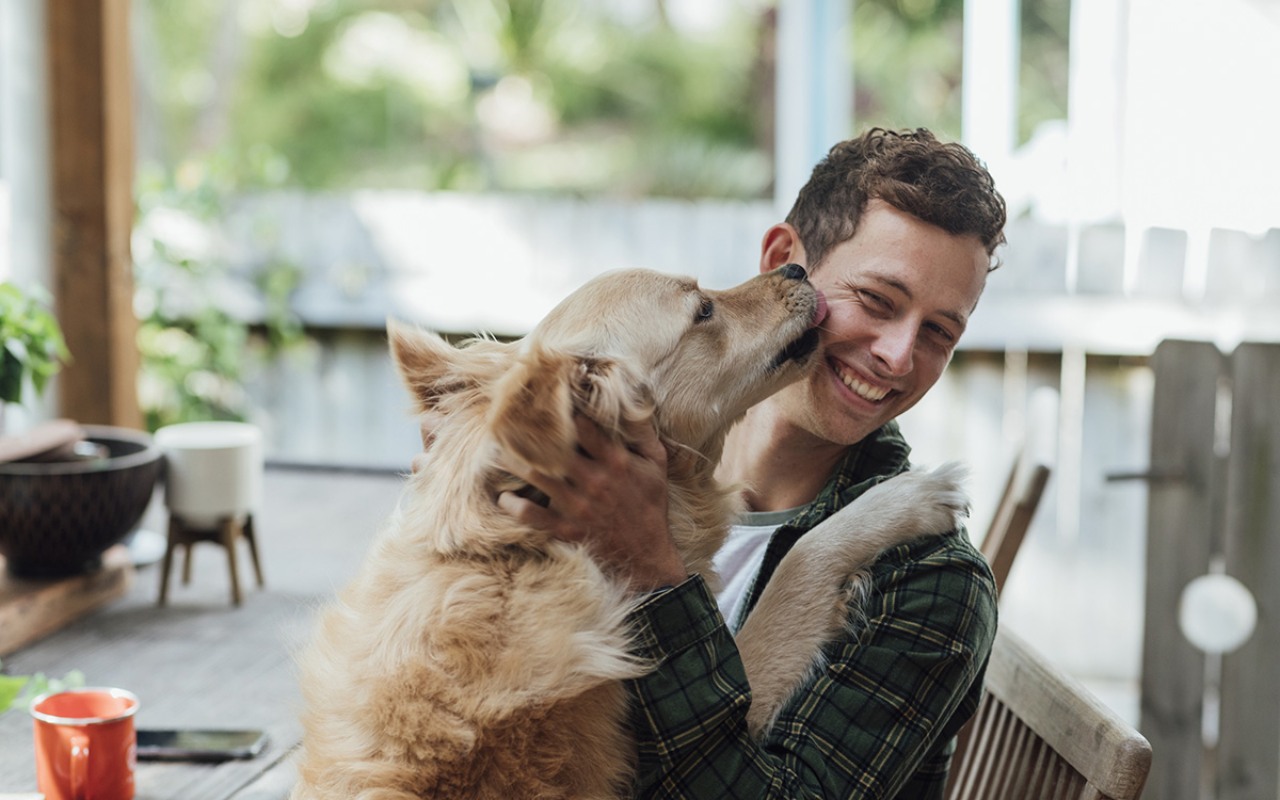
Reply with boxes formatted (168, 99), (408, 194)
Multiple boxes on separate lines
(0, 0), (51, 291)
(0, 0), (55, 427)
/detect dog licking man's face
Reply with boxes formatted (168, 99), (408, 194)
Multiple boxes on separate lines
(520, 265), (827, 454)
(388, 265), (827, 484)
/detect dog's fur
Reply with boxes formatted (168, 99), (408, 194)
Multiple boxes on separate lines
(292, 267), (967, 799)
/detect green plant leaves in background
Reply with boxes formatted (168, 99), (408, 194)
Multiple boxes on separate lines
(0, 660), (86, 715)
(0, 282), (71, 407)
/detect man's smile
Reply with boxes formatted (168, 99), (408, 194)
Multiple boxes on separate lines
(829, 357), (892, 403)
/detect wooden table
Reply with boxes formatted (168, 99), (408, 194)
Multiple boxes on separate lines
(0, 466), (407, 799)
(1, 546), (135, 657)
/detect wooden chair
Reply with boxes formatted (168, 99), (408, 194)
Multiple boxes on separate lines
(980, 443), (1052, 596)
(945, 627), (1152, 800)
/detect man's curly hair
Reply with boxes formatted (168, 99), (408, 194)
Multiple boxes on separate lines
(785, 128), (1008, 271)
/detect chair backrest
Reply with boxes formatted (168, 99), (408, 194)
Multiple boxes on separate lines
(980, 444), (1052, 595)
(945, 627), (1152, 800)
(981, 386), (1058, 596)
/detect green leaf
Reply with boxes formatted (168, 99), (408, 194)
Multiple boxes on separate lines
(0, 658), (87, 715)
(51, 670), (86, 693)
(0, 674), (30, 714)
(0, 281), (68, 406)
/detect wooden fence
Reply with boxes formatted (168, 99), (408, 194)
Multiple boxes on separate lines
(1139, 340), (1280, 800)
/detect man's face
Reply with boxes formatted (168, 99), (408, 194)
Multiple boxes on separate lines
(778, 199), (990, 447)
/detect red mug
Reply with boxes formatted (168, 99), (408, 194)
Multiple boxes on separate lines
(31, 687), (139, 800)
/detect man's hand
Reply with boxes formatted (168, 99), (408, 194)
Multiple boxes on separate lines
(496, 414), (688, 593)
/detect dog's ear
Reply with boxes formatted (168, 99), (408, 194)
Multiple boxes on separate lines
(489, 347), (653, 477)
(574, 356), (653, 440)
(387, 318), (489, 413)
(488, 348), (579, 476)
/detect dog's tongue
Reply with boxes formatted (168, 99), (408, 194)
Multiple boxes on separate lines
(811, 290), (829, 328)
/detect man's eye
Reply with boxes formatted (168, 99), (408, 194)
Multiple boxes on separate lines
(926, 322), (957, 343)
(859, 290), (890, 312)
(695, 298), (714, 322)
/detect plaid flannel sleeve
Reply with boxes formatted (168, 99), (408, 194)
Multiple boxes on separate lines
(625, 533), (998, 800)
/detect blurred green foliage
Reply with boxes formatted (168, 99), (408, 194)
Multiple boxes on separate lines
(0, 282), (70, 410)
(133, 158), (306, 431)
(853, 0), (1070, 145)
(0, 660), (85, 716)
(136, 0), (1069, 199)
(137, 0), (772, 198)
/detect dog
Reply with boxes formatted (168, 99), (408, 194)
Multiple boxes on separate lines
(291, 265), (967, 799)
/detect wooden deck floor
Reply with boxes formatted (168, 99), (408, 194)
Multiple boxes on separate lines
(0, 465), (408, 799)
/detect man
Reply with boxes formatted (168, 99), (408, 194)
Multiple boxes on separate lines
(497, 128), (1007, 797)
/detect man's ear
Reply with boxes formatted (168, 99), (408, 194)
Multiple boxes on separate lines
(387, 318), (480, 413)
(759, 223), (807, 275)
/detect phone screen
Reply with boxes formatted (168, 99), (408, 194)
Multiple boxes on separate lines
(136, 728), (269, 762)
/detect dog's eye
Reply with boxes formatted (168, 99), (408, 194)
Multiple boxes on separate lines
(695, 298), (714, 323)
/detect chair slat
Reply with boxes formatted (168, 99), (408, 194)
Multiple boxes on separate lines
(943, 628), (1152, 800)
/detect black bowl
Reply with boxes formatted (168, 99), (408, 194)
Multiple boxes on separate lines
(0, 425), (163, 578)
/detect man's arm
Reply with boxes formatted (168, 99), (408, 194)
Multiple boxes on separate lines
(495, 416), (997, 797)
(626, 536), (997, 799)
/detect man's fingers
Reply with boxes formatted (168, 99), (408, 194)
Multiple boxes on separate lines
(498, 490), (558, 530)
(574, 412), (665, 467)
(497, 490), (595, 545)
(572, 413), (610, 460)
(498, 457), (587, 514)
(624, 415), (667, 464)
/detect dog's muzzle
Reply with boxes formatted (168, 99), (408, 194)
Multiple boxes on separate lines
(771, 328), (821, 371)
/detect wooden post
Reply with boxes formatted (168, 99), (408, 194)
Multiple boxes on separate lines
(1217, 342), (1280, 799)
(46, 0), (141, 428)
(1138, 339), (1224, 800)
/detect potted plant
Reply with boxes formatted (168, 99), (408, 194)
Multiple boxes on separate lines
(0, 281), (163, 578)
(0, 281), (70, 436)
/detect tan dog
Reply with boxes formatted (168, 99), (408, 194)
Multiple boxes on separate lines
(292, 266), (966, 799)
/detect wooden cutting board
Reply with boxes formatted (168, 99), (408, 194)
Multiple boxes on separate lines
(0, 545), (134, 656)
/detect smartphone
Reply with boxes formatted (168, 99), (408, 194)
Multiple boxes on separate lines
(135, 728), (269, 762)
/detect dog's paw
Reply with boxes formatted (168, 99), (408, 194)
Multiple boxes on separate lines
(845, 461), (970, 549)
(886, 461), (969, 530)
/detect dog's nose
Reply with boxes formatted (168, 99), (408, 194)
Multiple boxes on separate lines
(779, 263), (807, 281)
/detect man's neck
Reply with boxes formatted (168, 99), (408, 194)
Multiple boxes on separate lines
(717, 401), (851, 513)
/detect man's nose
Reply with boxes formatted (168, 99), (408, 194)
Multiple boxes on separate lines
(872, 319), (916, 376)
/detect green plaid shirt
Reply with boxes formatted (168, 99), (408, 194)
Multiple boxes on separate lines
(626, 421), (999, 799)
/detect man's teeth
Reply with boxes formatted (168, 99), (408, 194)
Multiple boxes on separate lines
(837, 367), (889, 401)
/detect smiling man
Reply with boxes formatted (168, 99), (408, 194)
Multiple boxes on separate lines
(500, 128), (1008, 798)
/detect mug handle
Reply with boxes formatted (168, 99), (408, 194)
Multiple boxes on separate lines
(69, 733), (90, 800)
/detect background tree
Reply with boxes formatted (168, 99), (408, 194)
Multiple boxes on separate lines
(134, 0), (1069, 199)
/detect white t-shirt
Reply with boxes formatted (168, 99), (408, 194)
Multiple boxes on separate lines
(714, 505), (808, 629)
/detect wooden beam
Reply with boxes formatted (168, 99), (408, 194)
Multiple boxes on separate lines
(46, 0), (141, 428)
(1218, 342), (1280, 800)
(1138, 339), (1223, 800)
